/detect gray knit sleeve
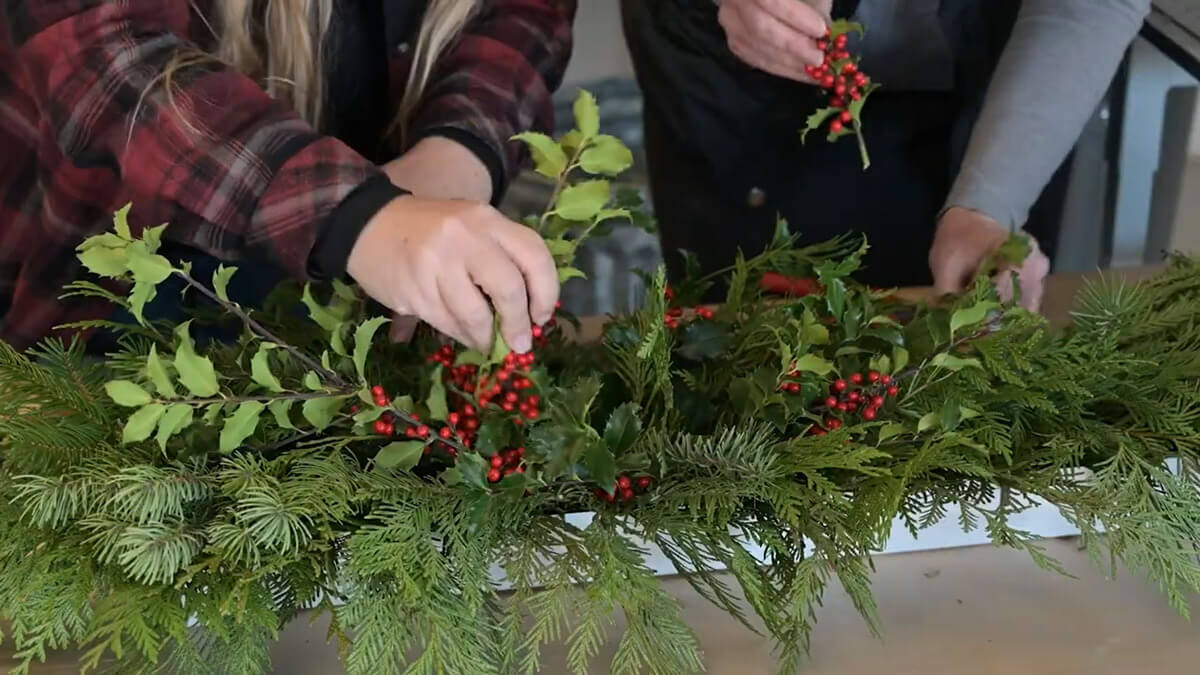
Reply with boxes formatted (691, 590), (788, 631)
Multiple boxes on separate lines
(943, 0), (1150, 229)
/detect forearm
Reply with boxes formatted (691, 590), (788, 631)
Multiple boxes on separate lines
(944, 0), (1150, 228)
(382, 137), (494, 203)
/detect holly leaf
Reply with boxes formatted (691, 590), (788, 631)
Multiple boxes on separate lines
(128, 279), (158, 326)
(544, 238), (576, 260)
(677, 321), (732, 361)
(353, 316), (390, 380)
(552, 375), (602, 427)
(302, 396), (345, 431)
(113, 203), (134, 240)
(878, 422), (905, 442)
(458, 452), (490, 491)
(829, 19), (866, 38)
(488, 330), (510, 366)
(106, 380), (152, 408)
(583, 440), (617, 492)
(123, 404), (166, 444)
(941, 399), (963, 432)
(212, 265), (237, 303)
(426, 367), (448, 421)
(125, 241), (173, 285)
(801, 107), (839, 143)
(330, 324), (349, 358)
(555, 180), (610, 222)
(474, 417), (510, 455)
(512, 131), (568, 179)
(301, 284), (343, 332)
(603, 402), (641, 452)
(219, 401), (264, 453)
(202, 402), (224, 425)
(498, 472), (529, 498)
(931, 353), (983, 371)
(303, 371), (322, 391)
(172, 322), (220, 397)
(155, 403), (194, 451)
(950, 301), (1000, 338)
(573, 89), (600, 138)
(375, 441), (426, 471)
(558, 266), (587, 283)
(77, 245), (129, 278)
(819, 276), (846, 319)
(353, 405), (384, 425)
(268, 399), (296, 430)
(455, 350), (487, 367)
(791, 353), (835, 377)
(917, 412), (939, 433)
(250, 343), (284, 393)
(847, 83), (879, 122)
(559, 130), (585, 156)
(801, 310), (830, 345)
(145, 345), (176, 398)
(579, 134), (633, 176)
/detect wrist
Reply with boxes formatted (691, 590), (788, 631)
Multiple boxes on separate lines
(311, 176), (409, 281)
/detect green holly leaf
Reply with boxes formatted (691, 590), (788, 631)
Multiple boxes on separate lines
(847, 83), (879, 123)
(219, 401), (264, 453)
(558, 266), (587, 283)
(603, 402), (642, 452)
(268, 399), (296, 430)
(801, 106), (839, 143)
(801, 309), (830, 345)
(375, 441), (426, 471)
(77, 245), (129, 278)
(829, 19), (866, 37)
(583, 439), (617, 491)
(145, 345), (176, 398)
(573, 89), (600, 138)
(330, 323), (349, 358)
(579, 134), (633, 176)
(917, 412), (940, 433)
(426, 367), (448, 421)
(677, 321), (732, 361)
(931, 353), (983, 371)
(458, 452), (490, 491)
(512, 131), (569, 179)
(878, 422), (906, 442)
(950, 301), (1000, 338)
(212, 265), (237, 303)
(202, 402), (224, 425)
(248, 343), (284, 393)
(301, 284), (343, 332)
(555, 180), (610, 222)
(155, 403), (194, 451)
(353, 316), (390, 381)
(544, 238), (576, 260)
(303, 371), (322, 391)
(941, 399), (963, 432)
(123, 404), (166, 444)
(474, 417), (510, 455)
(112, 203), (134, 240)
(553, 375), (603, 428)
(302, 396), (345, 431)
(125, 241), (173, 285)
(455, 350), (487, 367)
(106, 380), (152, 407)
(128, 279), (158, 325)
(995, 233), (1032, 269)
(791, 353), (835, 377)
(816, 270), (847, 319)
(489, 329), (511, 366)
(353, 405), (384, 425)
(892, 346), (910, 373)
(173, 322), (220, 397)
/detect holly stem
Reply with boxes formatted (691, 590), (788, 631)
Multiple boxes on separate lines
(538, 141), (588, 232)
(155, 390), (353, 407)
(854, 122), (870, 170)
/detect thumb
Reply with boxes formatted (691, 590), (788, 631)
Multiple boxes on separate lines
(930, 253), (976, 298)
(389, 314), (420, 343)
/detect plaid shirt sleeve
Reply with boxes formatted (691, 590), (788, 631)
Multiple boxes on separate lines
(5, 1), (380, 283)
(408, 0), (577, 196)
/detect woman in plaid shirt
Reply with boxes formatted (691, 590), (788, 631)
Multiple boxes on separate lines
(0, 0), (576, 355)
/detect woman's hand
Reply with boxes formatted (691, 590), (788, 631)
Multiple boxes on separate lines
(929, 207), (1050, 311)
(719, 0), (830, 83)
(346, 196), (558, 354)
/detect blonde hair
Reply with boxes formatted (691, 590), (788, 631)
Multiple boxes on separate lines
(158, 0), (477, 143)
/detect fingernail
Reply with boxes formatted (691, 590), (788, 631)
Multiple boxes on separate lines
(511, 334), (532, 354)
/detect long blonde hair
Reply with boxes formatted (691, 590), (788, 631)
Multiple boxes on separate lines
(161, 0), (477, 142)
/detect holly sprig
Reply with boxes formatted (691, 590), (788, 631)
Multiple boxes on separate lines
(800, 19), (879, 168)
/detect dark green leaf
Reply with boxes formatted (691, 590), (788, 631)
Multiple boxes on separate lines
(878, 422), (905, 442)
(353, 316), (389, 380)
(941, 399), (962, 432)
(950, 301), (1001, 337)
(583, 438), (617, 490)
(426, 366), (448, 421)
(603, 403), (641, 452)
(498, 471), (529, 497)
(801, 107), (839, 143)
(677, 320), (733, 361)
(892, 346), (910, 372)
(375, 441), (426, 471)
(474, 417), (510, 455)
(220, 401), (264, 453)
(458, 452), (489, 490)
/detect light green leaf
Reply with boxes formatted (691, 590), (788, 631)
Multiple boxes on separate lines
(219, 401), (264, 453)
(579, 134), (632, 176)
(917, 412), (939, 433)
(123, 404), (166, 444)
(392, 395), (415, 414)
(950, 301), (1000, 337)
(801, 106), (839, 143)
(544, 238), (576, 259)
(105, 380), (152, 408)
(332, 279), (359, 302)
(454, 350), (487, 367)
(77, 245), (129, 278)
(960, 407), (981, 420)
(250, 343), (284, 393)
(573, 89), (600, 138)
(868, 315), (902, 328)
(155, 404), (194, 451)
(353, 316), (390, 380)
(145, 346), (176, 398)
(212, 265), (237, 303)
(489, 329), (510, 365)
(458, 452), (489, 490)
(558, 266), (587, 283)
(791, 353), (835, 376)
(375, 441), (426, 471)
(559, 130), (585, 155)
(829, 19), (866, 37)
(303, 371), (322, 391)
(113, 203), (133, 240)
(302, 396), (344, 430)
(128, 279), (158, 325)
(801, 310), (830, 345)
(321, 350), (332, 371)
(173, 322), (220, 397)
(330, 324), (349, 357)
(555, 180), (610, 222)
(141, 224), (167, 253)
(426, 367), (448, 421)
(931, 353), (983, 371)
(878, 422), (906, 442)
(512, 131), (568, 179)
(604, 403), (642, 452)
(268, 399), (296, 430)
(892, 346), (909, 373)
(301, 284), (343, 332)
(353, 406), (384, 424)
(125, 241), (173, 285)
(202, 402), (224, 425)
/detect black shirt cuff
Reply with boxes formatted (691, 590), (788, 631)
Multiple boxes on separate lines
(310, 174), (409, 280)
(413, 126), (506, 205)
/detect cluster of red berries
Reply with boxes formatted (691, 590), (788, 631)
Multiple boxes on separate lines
(804, 29), (871, 134)
(593, 473), (654, 503)
(810, 371), (899, 435)
(486, 446), (526, 483)
(663, 285), (716, 329)
(367, 384), (462, 458)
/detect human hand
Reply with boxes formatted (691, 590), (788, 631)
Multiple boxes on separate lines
(346, 196), (558, 354)
(718, 0), (830, 83)
(929, 207), (1051, 311)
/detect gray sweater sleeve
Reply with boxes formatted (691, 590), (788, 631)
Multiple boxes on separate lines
(943, 0), (1151, 229)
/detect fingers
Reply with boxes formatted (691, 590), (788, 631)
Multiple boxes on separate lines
(751, 0), (828, 37)
(720, 3), (824, 81)
(439, 268), (497, 352)
(930, 252), (976, 299)
(469, 251), (534, 353)
(490, 223), (559, 327)
(389, 314), (419, 343)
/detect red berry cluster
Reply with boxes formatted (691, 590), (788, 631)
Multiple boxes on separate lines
(811, 371), (899, 435)
(368, 384), (461, 458)
(804, 29), (871, 134)
(663, 286), (716, 329)
(486, 446), (526, 483)
(593, 474), (653, 503)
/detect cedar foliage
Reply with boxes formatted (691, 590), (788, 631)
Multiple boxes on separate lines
(3, 91), (1200, 675)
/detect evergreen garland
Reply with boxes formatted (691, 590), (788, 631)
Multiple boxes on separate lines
(3, 90), (1200, 675)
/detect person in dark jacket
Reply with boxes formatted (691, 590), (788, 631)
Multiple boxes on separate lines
(621, 0), (1150, 309)
(0, 1), (576, 354)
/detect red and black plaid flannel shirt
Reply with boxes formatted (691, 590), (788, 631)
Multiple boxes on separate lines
(0, 0), (575, 350)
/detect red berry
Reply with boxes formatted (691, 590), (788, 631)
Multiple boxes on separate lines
(531, 325), (543, 339)
(448, 412), (460, 425)
(834, 34), (847, 49)
(416, 425), (430, 438)
(505, 391), (519, 404)
(636, 476), (652, 490)
(867, 371), (880, 384)
(840, 110), (852, 124)
(850, 373), (863, 385)
(814, 429), (827, 436)
(517, 446), (526, 457)
(848, 391), (861, 403)
(439, 427), (452, 439)
(830, 119), (844, 134)
(821, 75), (835, 89)
(846, 403), (858, 413)
(862, 408), (877, 421)
(841, 62), (857, 75)
(851, 90), (862, 100)
(525, 409), (540, 420)
(617, 475), (632, 490)
(664, 285), (674, 300)
(374, 395), (388, 407)
(619, 487), (635, 501)
(371, 385), (385, 397)
(872, 395), (885, 408)
(855, 72), (868, 87)
(833, 379), (848, 392)
(887, 385), (900, 397)
(516, 465), (526, 474)
(834, 82), (847, 97)
(490, 455), (504, 469)
(374, 420), (389, 435)
(827, 419), (842, 430)
(405, 427), (418, 438)
(830, 96), (845, 108)
(816, 39), (828, 51)
(880, 375), (892, 386)
(487, 469), (501, 483)
(825, 396), (839, 408)
(502, 402), (515, 412)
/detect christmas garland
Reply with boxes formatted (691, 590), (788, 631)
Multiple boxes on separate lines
(4, 91), (1200, 675)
